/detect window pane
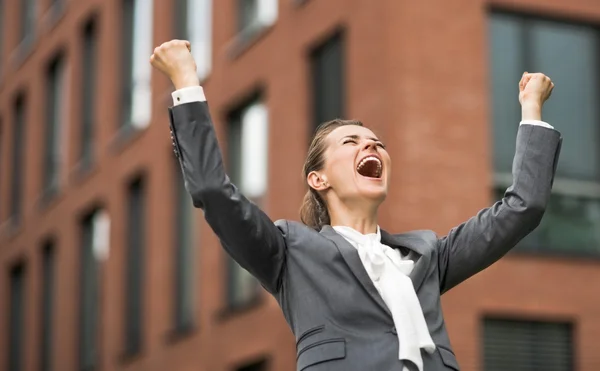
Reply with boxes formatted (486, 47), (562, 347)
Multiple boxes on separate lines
(311, 32), (345, 132)
(40, 241), (55, 371)
(489, 14), (522, 173)
(44, 57), (65, 194)
(189, 0), (212, 80)
(125, 178), (145, 354)
(20, 0), (35, 43)
(238, 0), (258, 32)
(8, 263), (26, 371)
(237, 0), (276, 33)
(79, 212), (99, 370)
(81, 20), (97, 168)
(236, 358), (268, 371)
(484, 318), (573, 371)
(225, 98), (266, 308)
(173, 0), (188, 40)
(130, 0), (153, 128)
(122, 0), (153, 129)
(530, 20), (600, 181)
(174, 158), (196, 329)
(11, 96), (26, 222)
(240, 102), (268, 198)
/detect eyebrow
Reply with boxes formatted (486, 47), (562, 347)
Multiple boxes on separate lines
(340, 135), (382, 142)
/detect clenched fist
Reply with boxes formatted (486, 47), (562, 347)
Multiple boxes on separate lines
(150, 40), (198, 90)
(518, 72), (554, 121)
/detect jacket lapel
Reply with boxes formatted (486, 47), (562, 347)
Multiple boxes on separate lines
(380, 230), (431, 292)
(320, 226), (393, 318)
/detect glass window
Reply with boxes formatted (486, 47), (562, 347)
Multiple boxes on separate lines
(11, 95), (26, 223)
(124, 178), (145, 354)
(80, 19), (98, 169)
(311, 32), (345, 133)
(121, 0), (153, 129)
(8, 263), (26, 371)
(43, 56), (66, 197)
(489, 12), (600, 255)
(225, 98), (269, 308)
(484, 318), (573, 371)
(174, 0), (212, 81)
(40, 241), (55, 371)
(237, 0), (277, 36)
(173, 157), (196, 330)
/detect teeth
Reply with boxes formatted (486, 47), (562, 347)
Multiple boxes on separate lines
(357, 156), (382, 176)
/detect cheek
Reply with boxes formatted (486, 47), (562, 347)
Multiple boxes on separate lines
(324, 153), (354, 184)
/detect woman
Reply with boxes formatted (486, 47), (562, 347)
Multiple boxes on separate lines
(151, 40), (560, 371)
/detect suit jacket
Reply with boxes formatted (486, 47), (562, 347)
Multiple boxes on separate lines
(168, 101), (562, 371)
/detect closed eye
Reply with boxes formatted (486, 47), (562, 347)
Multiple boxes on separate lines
(376, 142), (386, 149)
(343, 139), (357, 145)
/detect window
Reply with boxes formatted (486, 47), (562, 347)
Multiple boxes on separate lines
(174, 0), (212, 80)
(173, 157), (196, 331)
(40, 240), (55, 371)
(489, 12), (600, 255)
(8, 263), (26, 371)
(43, 56), (66, 197)
(235, 358), (268, 371)
(0, 0), (4, 69)
(483, 318), (573, 371)
(121, 0), (153, 130)
(124, 177), (145, 355)
(80, 20), (97, 169)
(79, 209), (109, 370)
(11, 95), (26, 223)
(311, 32), (345, 132)
(237, 0), (277, 37)
(226, 98), (268, 308)
(20, 0), (36, 45)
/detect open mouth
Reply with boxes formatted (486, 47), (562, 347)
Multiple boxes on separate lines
(356, 155), (383, 179)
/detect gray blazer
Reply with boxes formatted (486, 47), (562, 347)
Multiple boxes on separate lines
(168, 101), (562, 371)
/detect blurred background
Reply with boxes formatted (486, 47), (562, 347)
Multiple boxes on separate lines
(0, 0), (599, 370)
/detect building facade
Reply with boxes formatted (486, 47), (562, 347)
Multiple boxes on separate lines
(1, 0), (600, 370)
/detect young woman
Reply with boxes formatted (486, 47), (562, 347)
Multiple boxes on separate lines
(151, 40), (560, 371)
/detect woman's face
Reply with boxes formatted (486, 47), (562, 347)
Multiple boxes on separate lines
(312, 125), (391, 205)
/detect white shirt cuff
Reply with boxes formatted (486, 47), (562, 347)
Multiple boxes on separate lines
(519, 120), (554, 130)
(172, 86), (206, 106)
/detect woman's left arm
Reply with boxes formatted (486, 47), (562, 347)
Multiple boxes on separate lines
(437, 72), (561, 294)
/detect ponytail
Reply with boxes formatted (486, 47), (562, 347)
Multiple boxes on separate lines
(300, 189), (330, 231)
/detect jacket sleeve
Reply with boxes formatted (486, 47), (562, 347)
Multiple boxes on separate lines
(437, 124), (562, 294)
(169, 101), (287, 294)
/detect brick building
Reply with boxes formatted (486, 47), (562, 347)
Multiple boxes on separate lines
(1, 0), (600, 370)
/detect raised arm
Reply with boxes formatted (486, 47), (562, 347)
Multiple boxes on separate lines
(438, 72), (561, 294)
(151, 40), (287, 294)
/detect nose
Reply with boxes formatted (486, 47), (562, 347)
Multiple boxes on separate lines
(363, 140), (377, 151)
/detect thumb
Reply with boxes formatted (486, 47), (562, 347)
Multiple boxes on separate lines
(185, 40), (191, 52)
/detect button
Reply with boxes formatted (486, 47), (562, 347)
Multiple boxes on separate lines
(391, 327), (397, 335)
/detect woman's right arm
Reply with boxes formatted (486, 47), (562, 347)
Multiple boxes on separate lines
(152, 40), (287, 294)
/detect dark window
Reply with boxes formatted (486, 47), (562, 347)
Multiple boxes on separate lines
(311, 32), (345, 132)
(20, 0), (36, 44)
(8, 263), (26, 371)
(11, 95), (26, 223)
(173, 158), (196, 331)
(235, 358), (268, 371)
(483, 318), (573, 371)
(225, 98), (268, 309)
(173, 0), (189, 40)
(43, 56), (65, 197)
(125, 177), (145, 355)
(40, 241), (56, 371)
(79, 211), (100, 371)
(120, 0), (135, 129)
(0, 0), (4, 69)
(236, 0), (276, 37)
(120, 0), (152, 130)
(489, 12), (600, 255)
(80, 20), (97, 169)
(238, 0), (258, 33)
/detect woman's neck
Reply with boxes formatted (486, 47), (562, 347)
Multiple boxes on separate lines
(328, 200), (379, 234)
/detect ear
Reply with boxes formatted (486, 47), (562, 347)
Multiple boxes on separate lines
(307, 171), (330, 192)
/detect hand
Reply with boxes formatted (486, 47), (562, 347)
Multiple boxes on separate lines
(150, 40), (199, 90)
(519, 72), (554, 121)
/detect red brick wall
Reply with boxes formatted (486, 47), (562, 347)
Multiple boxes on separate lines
(1, 0), (599, 370)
